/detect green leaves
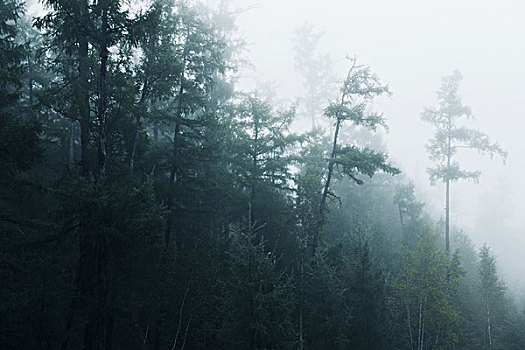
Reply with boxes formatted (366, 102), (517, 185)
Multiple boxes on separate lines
(428, 162), (481, 184)
(0, 0), (26, 107)
(220, 225), (296, 349)
(390, 229), (461, 349)
(323, 58), (390, 130)
(232, 93), (299, 193)
(478, 244), (506, 309)
(333, 145), (400, 185)
(422, 70), (506, 184)
(340, 59), (391, 100)
(324, 103), (386, 130)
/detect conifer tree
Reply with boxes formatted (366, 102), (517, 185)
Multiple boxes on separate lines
(478, 244), (506, 350)
(390, 229), (460, 350)
(313, 58), (399, 254)
(421, 71), (506, 260)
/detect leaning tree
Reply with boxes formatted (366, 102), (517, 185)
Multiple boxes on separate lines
(312, 57), (399, 255)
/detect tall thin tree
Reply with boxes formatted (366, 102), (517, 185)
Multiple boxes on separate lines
(313, 57), (399, 255)
(421, 71), (506, 262)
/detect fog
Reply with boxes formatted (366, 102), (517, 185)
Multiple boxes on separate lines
(26, 0), (524, 289)
(226, 0), (525, 290)
(5, 0), (525, 346)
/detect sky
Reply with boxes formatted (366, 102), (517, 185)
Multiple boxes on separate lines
(225, 0), (525, 290)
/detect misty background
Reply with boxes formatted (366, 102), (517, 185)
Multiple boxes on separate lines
(26, 0), (524, 289)
(211, 0), (525, 292)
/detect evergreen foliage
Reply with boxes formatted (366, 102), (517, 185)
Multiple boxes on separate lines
(0, 2), (523, 349)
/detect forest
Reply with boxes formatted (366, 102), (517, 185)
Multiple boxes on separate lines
(1, 0), (524, 349)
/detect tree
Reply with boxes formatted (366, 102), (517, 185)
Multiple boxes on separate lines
(478, 244), (506, 350)
(219, 223), (296, 349)
(293, 22), (335, 129)
(390, 229), (460, 350)
(345, 227), (389, 349)
(232, 93), (298, 229)
(313, 57), (399, 254)
(394, 182), (424, 247)
(0, 0), (25, 107)
(163, 0), (226, 249)
(128, 0), (181, 171)
(421, 71), (506, 260)
(36, 0), (93, 176)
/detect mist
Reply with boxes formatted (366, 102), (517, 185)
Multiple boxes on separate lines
(2, 0), (524, 348)
(228, 0), (525, 288)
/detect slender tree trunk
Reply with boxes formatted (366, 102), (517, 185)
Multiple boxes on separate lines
(90, 3), (110, 349)
(171, 274), (192, 350)
(399, 206), (405, 228)
(28, 52), (36, 121)
(406, 270), (414, 350)
(154, 121), (159, 142)
(250, 119), (259, 232)
(445, 126), (451, 281)
(165, 42), (188, 249)
(97, 3), (108, 180)
(63, 2), (90, 348)
(130, 79), (148, 172)
(418, 297), (423, 350)
(445, 178), (450, 256)
(298, 251), (304, 350)
(180, 313), (192, 349)
(313, 117), (341, 255)
(166, 114), (182, 248)
(69, 119), (75, 168)
(79, 0), (90, 177)
(420, 320), (425, 350)
(143, 320), (150, 344)
(486, 303), (492, 350)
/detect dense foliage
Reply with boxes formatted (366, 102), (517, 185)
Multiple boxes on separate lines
(1, 1), (523, 349)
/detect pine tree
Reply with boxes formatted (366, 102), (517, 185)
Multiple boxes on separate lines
(478, 244), (506, 350)
(421, 71), (506, 260)
(313, 57), (399, 254)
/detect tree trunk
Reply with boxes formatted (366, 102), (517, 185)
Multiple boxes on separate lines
(130, 79), (148, 172)
(180, 313), (192, 349)
(445, 178), (450, 256)
(445, 125), (451, 282)
(313, 117), (341, 255)
(171, 274), (192, 350)
(62, 2), (91, 348)
(299, 257), (304, 350)
(96, 3), (108, 180)
(69, 119), (75, 168)
(78, 0), (90, 177)
(417, 297), (423, 350)
(165, 41), (188, 249)
(166, 116), (182, 249)
(486, 303), (492, 350)
(406, 269), (414, 350)
(250, 118), (259, 232)
(89, 3), (110, 349)
(28, 50), (36, 121)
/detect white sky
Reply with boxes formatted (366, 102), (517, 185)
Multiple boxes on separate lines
(230, 0), (525, 288)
